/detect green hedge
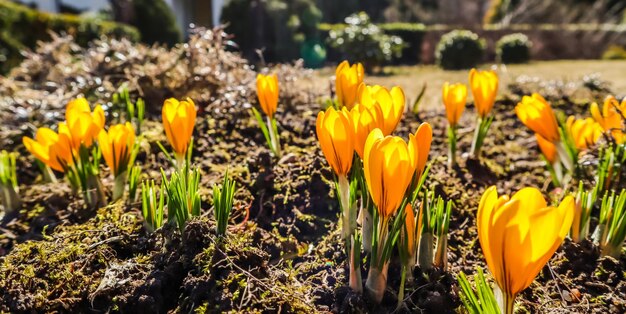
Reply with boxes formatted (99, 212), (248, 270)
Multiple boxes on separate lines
(0, 0), (140, 74)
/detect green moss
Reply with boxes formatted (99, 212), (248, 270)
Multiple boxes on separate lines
(0, 203), (143, 312)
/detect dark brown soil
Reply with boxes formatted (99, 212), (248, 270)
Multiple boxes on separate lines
(1, 29), (625, 313)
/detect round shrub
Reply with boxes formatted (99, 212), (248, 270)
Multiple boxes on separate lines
(435, 30), (485, 70)
(496, 33), (532, 64)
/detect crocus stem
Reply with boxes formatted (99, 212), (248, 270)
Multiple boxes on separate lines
(434, 235), (447, 271)
(175, 154), (186, 172)
(1, 184), (20, 215)
(338, 175), (353, 243)
(447, 125), (457, 169)
(42, 165), (57, 183)
(360, 204), (373, 253)
(591, 223), (606, 246)
(112, 171), (128, 201)
(495, 286), (516, 314)
(397, 265), (407, 309)
(85, 174), (107, 209)
(418, 232), (434, 272)
(266, 116), (281, 158)
(365, 262), (389, 304)
(470, 118), (482, 158)
(556, 140), (574, 173)
(547, 161), (562, 187)
(349, 235), (363, 293)
(504, 293), (516, 314)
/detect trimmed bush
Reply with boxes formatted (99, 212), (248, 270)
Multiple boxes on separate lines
(496, 33), (532, 64)
(379, 23), (426, 63)
(435, 30), (485, 70)
(0, 0), (139, 74)
(221, 0), (322, 63)
(327, 12), (403, 71)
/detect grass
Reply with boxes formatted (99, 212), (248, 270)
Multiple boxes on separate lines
(311, 60), (626, 109)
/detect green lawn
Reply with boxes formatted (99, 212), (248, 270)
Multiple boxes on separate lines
(311, 60), (626, 109)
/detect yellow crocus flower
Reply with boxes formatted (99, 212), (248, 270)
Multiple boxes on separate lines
(477, 186), (574, 313)
(515, 93), (560, 142)
(363, 128), (416, 219)
(357, 84), (405, 135)
(442, 82), (467, 127)
(65, 97), (105, 149)
(335, 61), (364, 110)
(469, 69), (498, 118)
(408, 122), (432, 180)
(590, 96), (624, 143)
(349, 103), (384, 159)
(162, 97), (197, 159)
(256, 73), (279, 118)
(565, 116), (603, 151)
(316, 107), (354, 176)
(535, 133), (557, 164)
(99, 123), (136, 177)
(23, 127), (73, 172)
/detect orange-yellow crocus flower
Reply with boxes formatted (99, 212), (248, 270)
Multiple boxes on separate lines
(23, 127), (74, 172)
(99, 123), (136, 176)
(363, 128), (416, 219)
(316, 107), (354, 177)
(515, 93), (560, 143)
(349, 103), (384, 159)
(591, 96), (624, 143)
(565, 116), (602, 151)
(357, 84), (405, 135)
(477, 186), (574, 313)
(409, 122), (432, 180)
(442, 82), (467, 127)
(469, 69), (498, 118)
(335, 61), (364, 110)
(162, 97), (197, 159)
(535, 133), (557, 164)
(256, 73), (279, 118)
(65, 97), (105, 149)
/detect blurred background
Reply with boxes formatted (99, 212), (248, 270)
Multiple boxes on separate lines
(1, 0), (626, 75)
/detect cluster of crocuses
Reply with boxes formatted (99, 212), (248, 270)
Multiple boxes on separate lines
(442, 69), (499, 167)
(23, 98), (136, 208)
(317, 60), (440, 303)
(514, 93), (619, 186)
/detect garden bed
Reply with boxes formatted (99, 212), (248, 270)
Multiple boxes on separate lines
(0, 28), (625, 313)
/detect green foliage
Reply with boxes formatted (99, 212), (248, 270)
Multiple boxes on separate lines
(496, 33), (532, 64)
(602, 45), (626, 60)
(112, 86), (145, 134)
(131, 0), (181, 46)
(457, 268), (500, 314)
(597, 189), (626, 258)
(213, 171), (236, 236)
(327, 12), (404, 70)
(128, 165), (142, 204)
(435, 30), (485, 70)
(0, 150), (20, 214)
(141, 179), (164, 233)
(0, 0), (139, 74)
(221, 0), (322, 62)
(161, 165), (201, 232)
